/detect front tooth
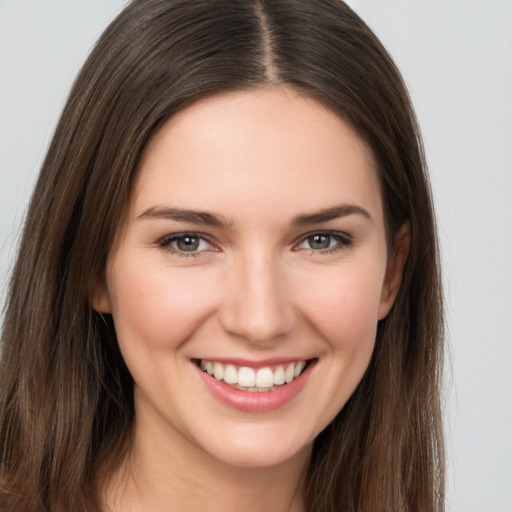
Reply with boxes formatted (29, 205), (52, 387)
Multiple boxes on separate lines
(284, 364), (294, 383)
(224, 364), (238, 384)
(206, 361), (214, 376)
(213, 362), (224, 380)
(238, 367), (256, 387)
(294, 360), (306, 378)
(273, 365), (285, 385)
(256, 367), (274, 388)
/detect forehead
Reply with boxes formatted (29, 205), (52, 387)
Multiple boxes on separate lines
(131, 87), (383, 225)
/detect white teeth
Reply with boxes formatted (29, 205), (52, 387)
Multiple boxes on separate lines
(273, 365), (285, 385)
(285, 364), (294, 383)
(256, 367), (274, 388)
(294, 360), (306, 378)
(199, 359), (309, 389)
(224, 364), (238, 384)
(213, 362), (224, 381)
(238, 367), (256, 387)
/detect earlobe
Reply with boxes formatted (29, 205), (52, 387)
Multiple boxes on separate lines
(91, 276), (112, 314)
(378, 222), (410, 320)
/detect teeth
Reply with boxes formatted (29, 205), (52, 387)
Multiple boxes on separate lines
(294, 360), (306, 378)
(285, 364), (294, 383)
(224, 364), (238, 384)
(256, 367), (274, 388)
(199, 359), (308, 390)
(238, 367), (256, 387)
(273, 366), (285, 385)
(213, 362), (224, 381)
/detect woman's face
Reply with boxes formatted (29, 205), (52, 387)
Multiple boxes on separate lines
(94, 88), (405, 469)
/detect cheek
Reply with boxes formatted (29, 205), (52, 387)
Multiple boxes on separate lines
(299, 264), (385, 351)
(108, 258), (219, 351)
(281, 264), (386, 434)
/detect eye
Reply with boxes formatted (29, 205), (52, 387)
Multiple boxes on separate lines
(295, 232), (352, 253)
(158, 233), (214, 256)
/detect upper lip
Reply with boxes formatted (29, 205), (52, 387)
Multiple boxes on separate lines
(193, 356), (316, 370)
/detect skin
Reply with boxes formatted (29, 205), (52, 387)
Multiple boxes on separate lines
(93, 87), (409, 511)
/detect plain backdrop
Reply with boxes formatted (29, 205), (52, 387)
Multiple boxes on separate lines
(1, 1), (511, 511)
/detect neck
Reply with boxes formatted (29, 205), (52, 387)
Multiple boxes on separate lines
(102, 412), (311, 512)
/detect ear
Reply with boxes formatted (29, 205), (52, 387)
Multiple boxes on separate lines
(378, 222), (410, 320)
(90, 274), (112, 314)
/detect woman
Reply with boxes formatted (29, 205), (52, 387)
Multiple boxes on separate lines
(0, 1), (445, 510)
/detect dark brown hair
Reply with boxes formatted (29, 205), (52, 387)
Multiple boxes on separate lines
(0, 1), (444, 510)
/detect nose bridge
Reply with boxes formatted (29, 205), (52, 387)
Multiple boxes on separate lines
(221, 245), (295, 343)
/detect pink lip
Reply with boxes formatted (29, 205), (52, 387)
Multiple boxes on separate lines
(194, 359), (316, 413)
(195, 356), (309, 371)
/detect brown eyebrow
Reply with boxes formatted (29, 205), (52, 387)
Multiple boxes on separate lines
(292, 204), (372, 226)
(138, 203), (371, 229)
(138, 207), (231, 228)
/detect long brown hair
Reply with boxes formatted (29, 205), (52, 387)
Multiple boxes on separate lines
(0, 1), (444, 510)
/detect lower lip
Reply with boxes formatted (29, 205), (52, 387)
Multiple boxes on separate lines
(195, 361), (316, 413)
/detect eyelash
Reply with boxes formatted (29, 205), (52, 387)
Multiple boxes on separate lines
(157, 232), (215, 258)
(294, 231), (353, 255)
(157, 231), (353, 257)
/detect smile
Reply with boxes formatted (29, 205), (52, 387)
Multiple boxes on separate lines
(198, 359), (308, 392)
(194, 357), (316, 412)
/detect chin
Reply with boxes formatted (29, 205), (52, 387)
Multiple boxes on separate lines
(194, 424), (314, 470)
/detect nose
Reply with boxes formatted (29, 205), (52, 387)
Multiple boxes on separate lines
(219, 249), (296, 344)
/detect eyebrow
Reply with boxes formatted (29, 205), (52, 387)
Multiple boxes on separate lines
(137, 206), (231, 228)
(137, 203), (371, 228)
(292, 204), (372, 226)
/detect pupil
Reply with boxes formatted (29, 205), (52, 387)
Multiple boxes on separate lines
(178, 236), (199, 251)
(310, 234), (330, 249)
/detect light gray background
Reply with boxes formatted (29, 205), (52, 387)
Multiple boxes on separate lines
(1, 1), (511, 510)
